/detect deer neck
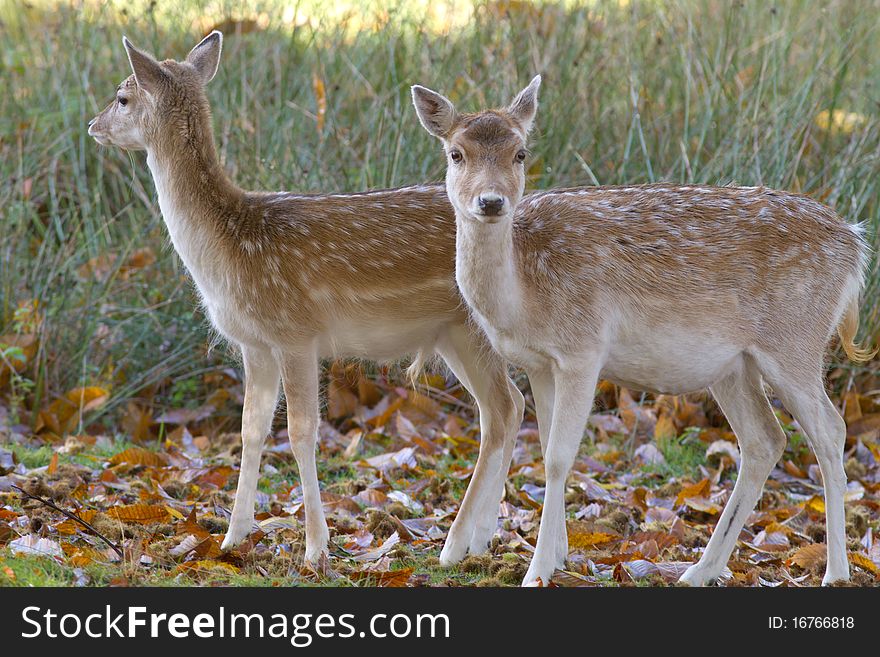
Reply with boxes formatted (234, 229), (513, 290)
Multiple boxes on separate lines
(454, 214), (524, 332)
(145, 113), (242, 292)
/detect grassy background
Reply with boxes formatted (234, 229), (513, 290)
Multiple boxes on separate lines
(2, 0), (880, 427)
(1, 0), (880, 586)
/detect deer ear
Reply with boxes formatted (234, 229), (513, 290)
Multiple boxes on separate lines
(507, 75), (541, 134)
(186, 31), (223, 84)
(123, 36), (165, 95)
(411, 85), (457, 139)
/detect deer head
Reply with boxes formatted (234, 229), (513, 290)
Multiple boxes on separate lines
(87, 31), (223, 151)
(412, 76), (541, 223)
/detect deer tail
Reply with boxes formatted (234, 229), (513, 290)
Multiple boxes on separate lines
(837, 278), (877, 363)
(406, 350), (427, 387)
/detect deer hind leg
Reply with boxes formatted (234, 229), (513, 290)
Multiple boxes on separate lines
(758, 353), (850, 585)
(523, 361), (600, 587)
(221, 344), (280, 551)
(680, 355), (786, 585)
(527, 368), (568, 565)
(435, 325), (523, 566)
(280, 347), (329, 564)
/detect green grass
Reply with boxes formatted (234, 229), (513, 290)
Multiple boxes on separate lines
(642, 428), (708, 480)
(2, 0), (879, 431)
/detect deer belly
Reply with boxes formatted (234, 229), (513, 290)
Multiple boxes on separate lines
(602, 329), (741, 395)
(317, 316), (449, 361)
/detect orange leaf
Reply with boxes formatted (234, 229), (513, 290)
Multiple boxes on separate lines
(357, 375), (382, 406)
(804, 495), (826, 515)
(368, 397), (404, 429)
(618, 388), (638, 431)
(122, 402), (154, 443)
(675, 479), (711, 507)
(683, 496), (721, 514)
(108, 447), (167, 468)
(55, 509), (98, 535)
(61, 542), (109, 566)
(568, 530), (619, 549)
(46, 452), (58, 475)
(123, 247), (156, 271)
(401, 390), (442, 423)
(313, 72), (327, 135)
(42, 386), (109, 435)
(846, 413), (880, 440)
(176, 560), (239, 575)
(654, 414), (676, 441)
(788, 543), (827, 570)
(176, 508), (213, 539)
(105, 504), (170, 524)
(327, 378), (358, 420)
(850, 552), (879, 576)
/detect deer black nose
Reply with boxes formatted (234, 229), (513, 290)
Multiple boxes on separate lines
(478, 194), (505, 216)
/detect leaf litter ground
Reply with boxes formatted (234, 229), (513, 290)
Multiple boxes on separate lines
(1, 361), (879, 587)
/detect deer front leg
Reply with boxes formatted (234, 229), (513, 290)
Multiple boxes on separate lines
(527, 367), (568, 565)
(522, 363), (599, 587)
(221, 344), (280, 550)
(281, 349), (329, 564)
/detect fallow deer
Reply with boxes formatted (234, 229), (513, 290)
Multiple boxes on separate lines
(88, 31), (525, 566)
(413, 76), (875, 586)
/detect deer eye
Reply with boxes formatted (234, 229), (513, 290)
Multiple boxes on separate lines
(515, 149), (527, 163)
(117, 96), (128, 106)
(449, 149), (463, 164)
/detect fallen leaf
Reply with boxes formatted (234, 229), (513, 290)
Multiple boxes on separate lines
(105, 504), (170, 524)
(788, 543), (827, 570)
(108, 447), (167, 468)
(349, 567), (414, 587)
(55, 509), (98, 535)
(351, 531), (400, 562)
(675, 479), (711, 507)
(9, 534), (63, 558)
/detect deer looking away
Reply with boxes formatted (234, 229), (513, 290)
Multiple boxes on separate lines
(88, 31), (526, 565)
(413, 76), (876, 586)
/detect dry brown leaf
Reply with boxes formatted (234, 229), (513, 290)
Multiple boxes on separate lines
(55, 509), (98, 535)
(105, 503), (170, 524)
(122, 402), (154, 443)
(674, 479), (711, 506)
(850, 552), (879, 576)
(176, 509), (214, 539)
(654, 414), (676, 441)
(401, 390), (442, 423)
(176, 560), (240, 575)
(357, 375), (382, 406)
(349, 567), (414, 587)
(568, 530), (619, 549)
(46, 451), (58, 475)
(108, 447), (167, 468)
(683, 496), (721, 514)
(788, 543), (827, 570)
(804, 495), (826, 515)
(847, 413), (880, 440)
(39, 386), (109, 435)
(327, 378), (359, 420)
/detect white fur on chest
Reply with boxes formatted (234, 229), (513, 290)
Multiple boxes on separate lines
(148, 152), (221, 303)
